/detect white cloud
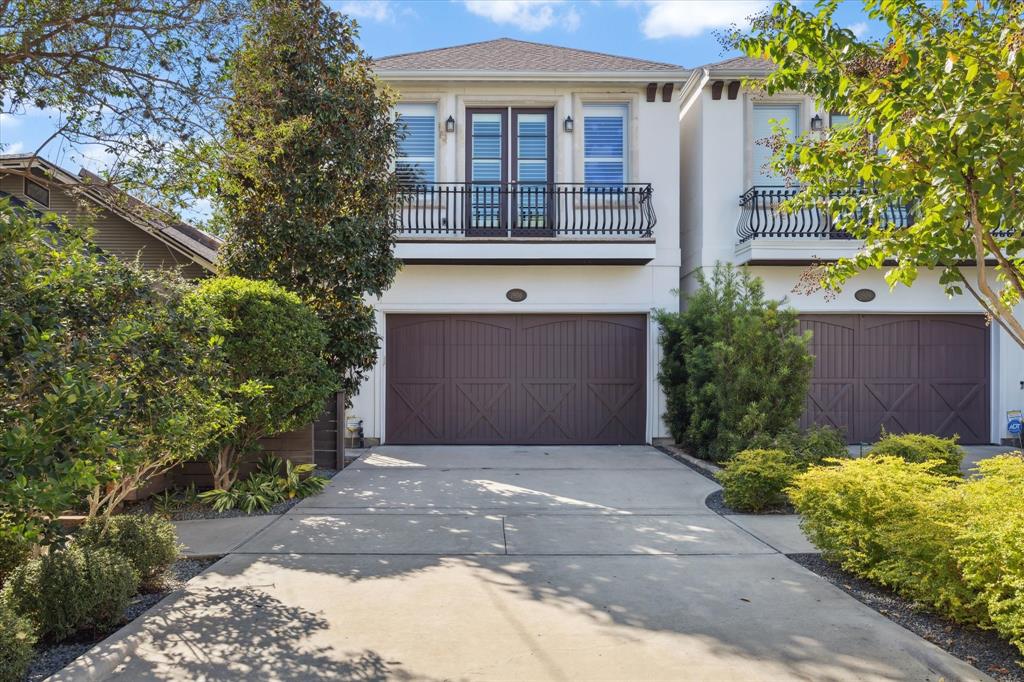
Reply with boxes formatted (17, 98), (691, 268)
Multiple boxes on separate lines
(640, 0), (769, 39)
(1, 141), (24, 154)
(338, 0), (395, 22)
(847, 21), (869, 39)
(463, 1), (581, 33)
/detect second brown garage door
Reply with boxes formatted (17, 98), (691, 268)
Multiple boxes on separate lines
(799, 315), (990, 444)
(386, 314), (646, 445)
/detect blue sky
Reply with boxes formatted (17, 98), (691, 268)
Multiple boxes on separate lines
(1, 1), (880, 175)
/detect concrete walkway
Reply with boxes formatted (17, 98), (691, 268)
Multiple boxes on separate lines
(57, 445), (988, 681)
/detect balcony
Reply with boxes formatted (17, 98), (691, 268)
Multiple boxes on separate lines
(393, 182), (657, 264)
(735, 185), (912, 263)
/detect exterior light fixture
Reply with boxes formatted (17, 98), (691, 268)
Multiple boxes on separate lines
(810, 114), (823, 131)
(563, 115), (574, 133)
(445, 115), (456, 133)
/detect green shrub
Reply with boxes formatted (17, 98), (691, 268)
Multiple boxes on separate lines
(717, 449), (800, 512)
(870, 432), (965, 477)
(789, 454), (1024, 655)
(0, 600), (36, 682)
(183, 276), (336, 492)
(0, 533), (31, 588)
(750, 424), (848, 467)
(952, 454), (1024, 653)
(1, 545), (139, 642)
(656, 264), (813, 462)
(78, 515), (179, 591)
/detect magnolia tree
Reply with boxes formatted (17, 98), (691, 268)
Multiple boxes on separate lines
(212, 0), (401, 398)
(732, 0), (1024, 347)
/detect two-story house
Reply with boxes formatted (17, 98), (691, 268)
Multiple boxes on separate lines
(348, 38), (687, 447)
(679, 56), (1020, 445)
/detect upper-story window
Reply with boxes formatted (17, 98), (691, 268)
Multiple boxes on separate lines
(752, 103), (799, 185)
(583, 104), (627, 186)
(24, 177), (49, 207)
(830, 112), (852, 129)
(395, 103), (437, 184)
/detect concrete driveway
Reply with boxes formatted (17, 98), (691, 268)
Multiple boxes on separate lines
(58, 445), (988, 681)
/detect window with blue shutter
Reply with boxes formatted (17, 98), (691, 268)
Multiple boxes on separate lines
(396, 103), (437, 184)
(583, 104), (627, 187)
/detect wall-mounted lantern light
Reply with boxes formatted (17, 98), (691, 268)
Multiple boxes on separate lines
(810, 114), (823, 131)
(563, 115), (574, 133)
(445, 115), (456, 133)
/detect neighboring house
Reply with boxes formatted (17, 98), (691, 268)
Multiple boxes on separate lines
(678, 56), (1019, 445)
(353, 38), (687, 446)
(0, 154), (217, 275)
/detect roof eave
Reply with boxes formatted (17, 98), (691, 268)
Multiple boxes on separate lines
(705, 68), (772, 79)
(375, 69), (690, 83)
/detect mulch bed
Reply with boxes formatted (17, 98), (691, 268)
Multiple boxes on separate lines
(25, 556), (221, 682)
(789, 553), (1024, 682)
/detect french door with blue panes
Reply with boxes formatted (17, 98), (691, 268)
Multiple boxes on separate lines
(466, 107), (553, 236)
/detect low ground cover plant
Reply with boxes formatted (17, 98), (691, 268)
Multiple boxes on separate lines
(78, 515), (179, 591)
(198, 455), (329, 513)
(870, 432), (965, 477)
(790, 454), (1024, 655)
(656, 264), (813, 462)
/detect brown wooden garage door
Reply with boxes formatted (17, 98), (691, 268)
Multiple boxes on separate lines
(799, 315), (990, 444)
(386, 314), (646, 445)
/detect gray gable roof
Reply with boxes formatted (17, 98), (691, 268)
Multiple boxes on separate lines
(374, 38), (685, 75)
(702, 56), (774, 75)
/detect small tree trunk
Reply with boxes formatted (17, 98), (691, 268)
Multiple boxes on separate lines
(210, 443), (238, 491)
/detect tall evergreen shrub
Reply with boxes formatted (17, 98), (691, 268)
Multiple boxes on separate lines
(655, 264), (813, 461)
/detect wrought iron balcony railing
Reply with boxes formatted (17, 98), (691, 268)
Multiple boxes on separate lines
(395, 182), (656, 238)
(737, 185), (913, 242)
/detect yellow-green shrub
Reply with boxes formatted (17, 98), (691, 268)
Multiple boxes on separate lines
(790, 454), (1024, 655)
(870, 432), (965, 477)
(717, 449), (799, 512)
(952, 454), (1024, 653)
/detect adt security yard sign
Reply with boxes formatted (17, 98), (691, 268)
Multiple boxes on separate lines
(1008, 410), (1023, 435)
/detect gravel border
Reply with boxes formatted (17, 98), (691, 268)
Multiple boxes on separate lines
(126, 469), (338, 521)
(789, 553), (1024, 681)
(25, 557), (220, 682)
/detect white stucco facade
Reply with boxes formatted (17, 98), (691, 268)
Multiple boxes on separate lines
(350, 73), (686, 444)
(679, 68), (1023, 443)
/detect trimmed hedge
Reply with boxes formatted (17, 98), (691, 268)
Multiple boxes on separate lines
(717, 449), (799, 512)
(789, 454), (1024, 655)
(79, 515), (179, 591)
(0, 601), (35, 682)
(870, 432), (964, 477)
(0, 545), (138, 642)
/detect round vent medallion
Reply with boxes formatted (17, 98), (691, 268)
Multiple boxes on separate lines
(854, 288), (876, 302)
(506, 288), (527, 302)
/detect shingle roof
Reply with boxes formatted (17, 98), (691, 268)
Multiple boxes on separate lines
(374, 38), (685, 74)
(0, 154), (219, 269)
(702, 56), (775, 74)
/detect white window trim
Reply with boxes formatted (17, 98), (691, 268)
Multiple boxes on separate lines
(573, 93), (639, 185)
(581, 103), (629, 186)
(744, 94), (809, 188)
(395, 101), (439, 184)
